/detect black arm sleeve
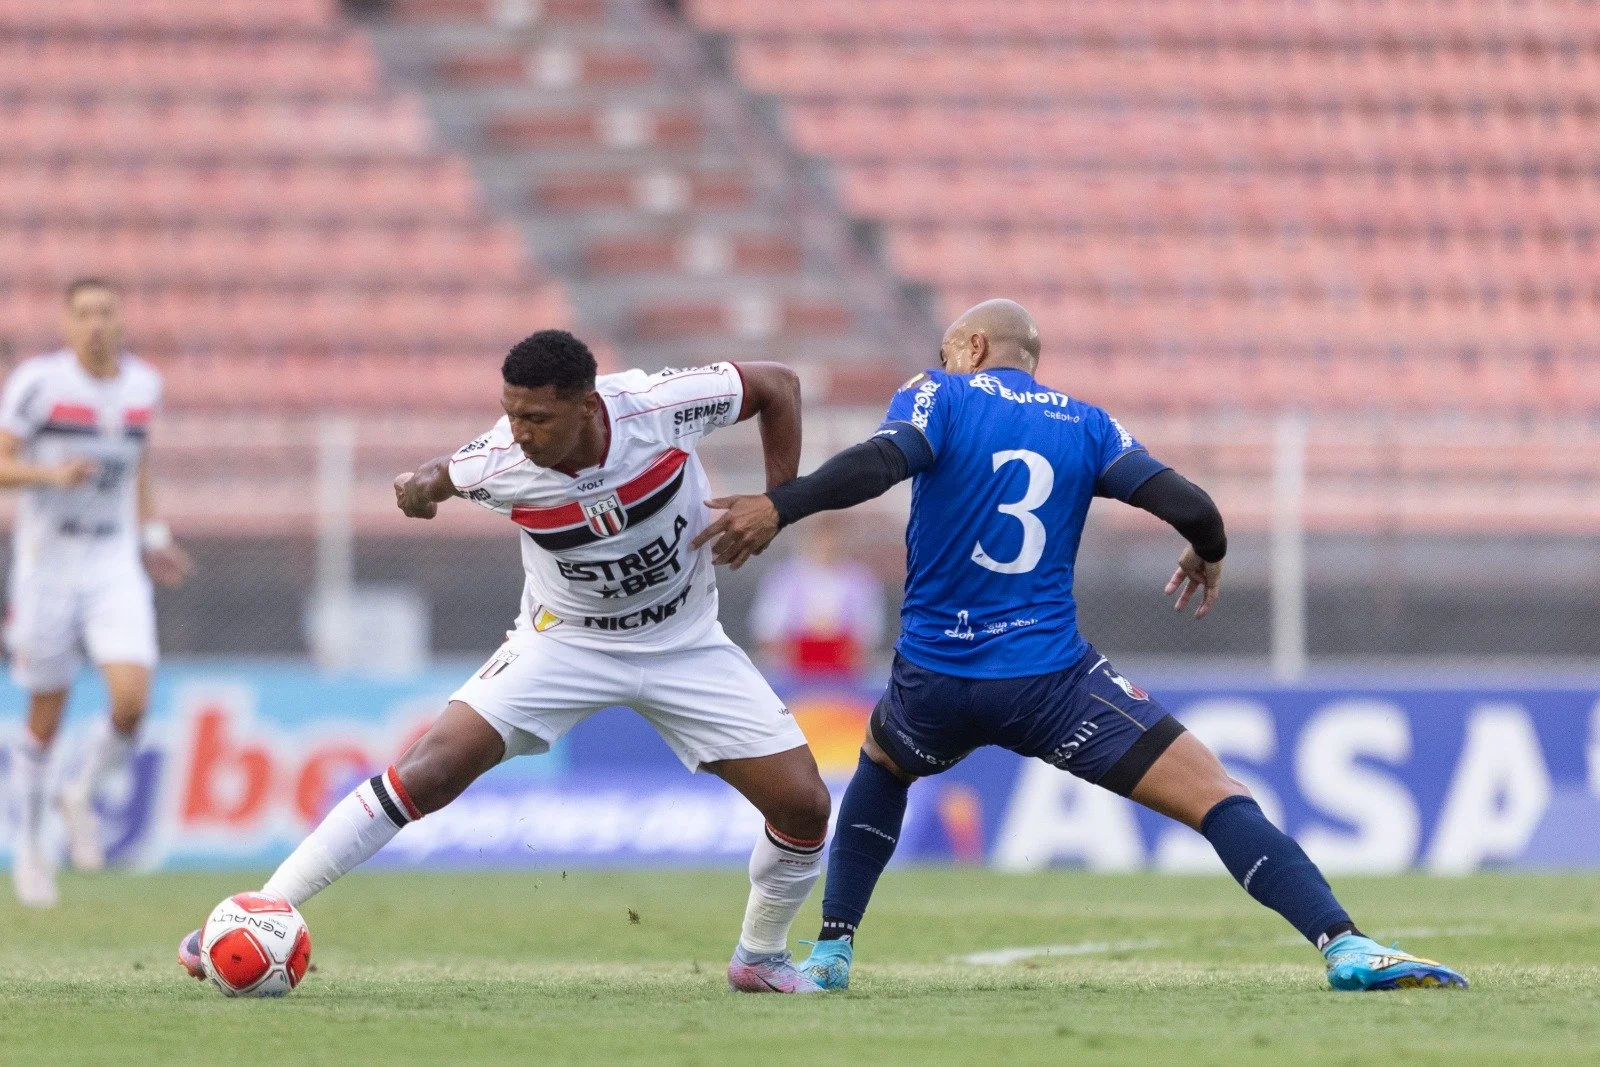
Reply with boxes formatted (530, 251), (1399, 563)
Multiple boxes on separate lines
(1127, 468), (1228, 562)
(765, 435), (914, 529)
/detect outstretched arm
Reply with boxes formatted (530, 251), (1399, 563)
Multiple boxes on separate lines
(393, 454), (456, 520)
(691, 426), (930, 569)
(733, 361), (803, 490)
(1124, 468), (1227, 619)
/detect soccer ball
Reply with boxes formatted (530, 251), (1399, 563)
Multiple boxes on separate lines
(199, 892), (312, 998)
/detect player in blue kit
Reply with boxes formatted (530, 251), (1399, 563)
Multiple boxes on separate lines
(694, 299), (1466, 992)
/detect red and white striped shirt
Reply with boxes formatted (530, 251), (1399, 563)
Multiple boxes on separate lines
(449, 362), (745, 653)
(0, 350), (162, 567)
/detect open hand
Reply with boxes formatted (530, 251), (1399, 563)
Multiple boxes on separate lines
(1165, 546), (1222, 619)
(143, 542), (194, 587)
(690, 494), (780, 569)
(51, 458), (96, 488)
(394, 472), (438, 519)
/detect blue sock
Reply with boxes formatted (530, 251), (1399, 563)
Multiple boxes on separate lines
(1201, 795), (1355, 949)
(817, 752), (909, 942)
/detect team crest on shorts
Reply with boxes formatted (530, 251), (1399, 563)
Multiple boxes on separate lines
(1103, 668), (1148, 701)
(583, 493), (627, 537)
(479, 649), (519, 679)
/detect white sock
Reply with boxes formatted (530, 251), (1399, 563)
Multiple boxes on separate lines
(63, 719), (137, 806)
(263, 768), (420, 907)
(739, 823), (825, 956)
(10, 731), (48, 850)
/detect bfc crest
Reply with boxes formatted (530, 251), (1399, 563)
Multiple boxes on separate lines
(584, 493), (627, 537)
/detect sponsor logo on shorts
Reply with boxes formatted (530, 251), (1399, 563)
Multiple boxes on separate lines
(1046, 718), (1102, 767)
(479, 649), (520, 679)
(581, 587), (692, 631)
(466, 488), (494, 503)
(583, 493), (627, 538)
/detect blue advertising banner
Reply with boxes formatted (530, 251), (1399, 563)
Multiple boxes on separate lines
(2, 663), (1597, 872)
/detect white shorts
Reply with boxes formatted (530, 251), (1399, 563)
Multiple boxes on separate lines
(450, 622), (808, 772)
(6, 565), (158, 691)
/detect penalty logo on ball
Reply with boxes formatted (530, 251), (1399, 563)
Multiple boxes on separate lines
(200, 892), (312, 998)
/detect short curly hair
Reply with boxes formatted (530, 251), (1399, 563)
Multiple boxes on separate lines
(502, 330), (597, 396)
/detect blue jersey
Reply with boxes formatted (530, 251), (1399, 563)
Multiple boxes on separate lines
(878, 367), (1166, 679)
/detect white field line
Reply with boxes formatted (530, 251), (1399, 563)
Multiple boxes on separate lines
(952, 926), (1498, 966)
(956, 939), (1170, 966)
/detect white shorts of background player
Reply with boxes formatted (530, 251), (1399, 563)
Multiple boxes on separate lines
(6, 557), (156, 692)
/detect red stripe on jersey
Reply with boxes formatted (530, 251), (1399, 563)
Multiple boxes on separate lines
(508, 449), (689, 532)
(511, 500), (584, 531)
(123, 407), (153, 427)
(47, 403), (97, 425)
(617, 448), (688, 505)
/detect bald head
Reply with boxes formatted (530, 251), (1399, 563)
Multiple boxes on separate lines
(938, 299), (1041, 375)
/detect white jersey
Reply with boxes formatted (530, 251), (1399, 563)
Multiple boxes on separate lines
(0, 350), (162, 569)
(449, 362), (746, 654)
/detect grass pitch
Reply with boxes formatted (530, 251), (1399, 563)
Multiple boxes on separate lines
(2, 869), (1598, 1065)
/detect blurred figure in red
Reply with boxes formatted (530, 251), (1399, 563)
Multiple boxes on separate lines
(749, 516), (885, 678)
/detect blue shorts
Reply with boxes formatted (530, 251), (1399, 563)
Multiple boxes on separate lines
(869, 647), (1185, 795)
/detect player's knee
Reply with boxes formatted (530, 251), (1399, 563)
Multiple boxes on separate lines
(109, 698), (146, 733)
(769, 778), (832, 842)
(391, 747), (465, 816)
(393, 705), (504, 815)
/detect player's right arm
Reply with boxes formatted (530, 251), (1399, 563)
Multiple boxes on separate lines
(396, 419), (526, 520)
(393, 454), (455, 520)
(0, 361), (95, 488)
(0, 431), (94, 489)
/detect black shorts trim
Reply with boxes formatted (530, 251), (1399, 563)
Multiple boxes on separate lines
(1096, 714), (1186, 797)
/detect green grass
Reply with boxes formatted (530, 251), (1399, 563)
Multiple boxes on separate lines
(2, 870), (1598, 1065)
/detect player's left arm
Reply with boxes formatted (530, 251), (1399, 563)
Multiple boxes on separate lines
(692, 432), (927, 569)
(1095, 421), (1227, 619)
(695, 371), (943, 569)
(730, 361), (803, 490)
(137, 460), (193, 587)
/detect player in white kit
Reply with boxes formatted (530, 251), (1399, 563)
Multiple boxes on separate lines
(4, 278), (192, 907)
(180, 330), (833, 993)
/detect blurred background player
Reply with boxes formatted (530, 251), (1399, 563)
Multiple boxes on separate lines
(2, 278), (192, 908)
(748, 515), (886, 678)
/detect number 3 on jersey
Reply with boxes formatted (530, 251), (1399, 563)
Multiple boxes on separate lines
(971, 449), (1053, 575)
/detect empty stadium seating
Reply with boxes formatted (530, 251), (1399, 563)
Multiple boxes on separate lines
(691, 0), (1600, 418)
(0, 0), (571, 409)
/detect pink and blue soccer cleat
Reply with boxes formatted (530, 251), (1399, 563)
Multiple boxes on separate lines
(1324, 933), (1468, 990)
(726, 945), (824, 994)
(178, 929), (205, 980)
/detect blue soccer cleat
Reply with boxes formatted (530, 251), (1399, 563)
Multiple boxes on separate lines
(1323, 933), (1468, 991)
(795, 939), (852, 991)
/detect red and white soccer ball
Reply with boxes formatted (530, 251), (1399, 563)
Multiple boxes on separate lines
(200, 892), (312, 998)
